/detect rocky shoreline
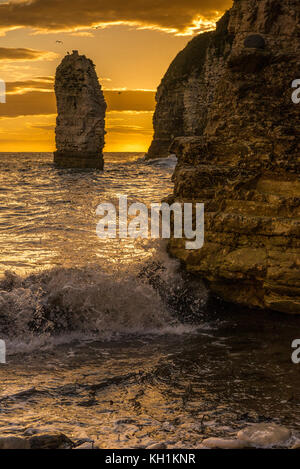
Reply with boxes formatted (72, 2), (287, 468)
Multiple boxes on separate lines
(0, 422), (298, 449)
(149, 0), (300, 313)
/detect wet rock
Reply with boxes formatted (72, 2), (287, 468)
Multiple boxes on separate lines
(29, 432), (74, 449)
(147, 442), (167, 449)
(0, 436), (30, 449)
(54, 50), (107, 169)
(237, 423), (291, 447)
(244, 34), (266, 49)
(0, 432), (75, 449)
(74, 442), (99, 449)
(23, 428), (42, 437)
(0, 386), (37, 402)
(77, 398), (97, 407)
(202, 438), (248, 449)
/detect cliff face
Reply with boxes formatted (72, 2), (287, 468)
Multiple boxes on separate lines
(165, 0), (300, 313)
(146, 32), (212, 159)
(146, 13), (234, 160)
(54, 50), (107, 169)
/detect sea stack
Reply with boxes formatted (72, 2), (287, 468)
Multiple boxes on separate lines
(161, 0), (300, 313)
(54, 50), (106, 169)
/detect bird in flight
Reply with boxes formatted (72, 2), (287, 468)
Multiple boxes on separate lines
(56, 40), (63, 44)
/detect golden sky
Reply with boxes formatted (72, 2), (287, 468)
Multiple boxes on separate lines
(0, 0), (232, 152)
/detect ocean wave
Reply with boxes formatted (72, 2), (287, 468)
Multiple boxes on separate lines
(0, 257), (209, 354)
(142, 155), (178, 169)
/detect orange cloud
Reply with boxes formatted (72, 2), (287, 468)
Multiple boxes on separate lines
(0, 111), (153, 152)
(0, 0), (232, 35)
(0, 81), (155, 116)
(6, 77), (54, 94)
(0, 47), (57, 61)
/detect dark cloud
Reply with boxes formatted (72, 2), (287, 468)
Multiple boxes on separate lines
(30, 123), (55, 130)
(0, 47), (56, 61)
(0, 81), (155, 117)
(0, 90), (56, 117)
(6, 78), (54, 93)
(106, 125), (152, 135)
(0, 0), (232, 34)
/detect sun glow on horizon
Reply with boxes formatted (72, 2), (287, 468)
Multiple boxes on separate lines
(0, 110), (153, 152)
(0, 0), (232, 151)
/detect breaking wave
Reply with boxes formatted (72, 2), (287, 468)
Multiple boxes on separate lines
(144, 155), (178, 168)
(0, 256), (209, 354)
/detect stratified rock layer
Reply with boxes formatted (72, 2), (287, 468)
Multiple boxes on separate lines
(165, 0), (300, 313)
(146, 31), (214, 159)
(54, 50), (106, 169)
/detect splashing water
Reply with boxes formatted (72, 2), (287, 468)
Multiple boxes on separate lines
(0, 152), (206, 351)
(0, 152), (300, 448)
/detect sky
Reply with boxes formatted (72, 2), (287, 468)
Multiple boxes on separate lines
(0, 0), (232, 152)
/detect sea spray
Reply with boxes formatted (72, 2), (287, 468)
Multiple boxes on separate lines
(0, 255), (208, 354)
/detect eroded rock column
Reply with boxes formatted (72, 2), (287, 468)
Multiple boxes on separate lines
(54, 50), (107, 169)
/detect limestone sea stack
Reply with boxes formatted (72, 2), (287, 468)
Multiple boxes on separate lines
(161, 0), (300, 313)
(54, 50), (107, 169)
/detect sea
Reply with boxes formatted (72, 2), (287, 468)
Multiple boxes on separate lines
(0, 152), (299, 448)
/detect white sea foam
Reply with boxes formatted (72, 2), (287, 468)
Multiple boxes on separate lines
(0, 254), (208, 354)
(0, 152), (207, 355)
(145, 155), (178, 168)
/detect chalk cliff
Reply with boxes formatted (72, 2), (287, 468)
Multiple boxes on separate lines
(160, 0), (300, 313)
(54, 50), (106, 169)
